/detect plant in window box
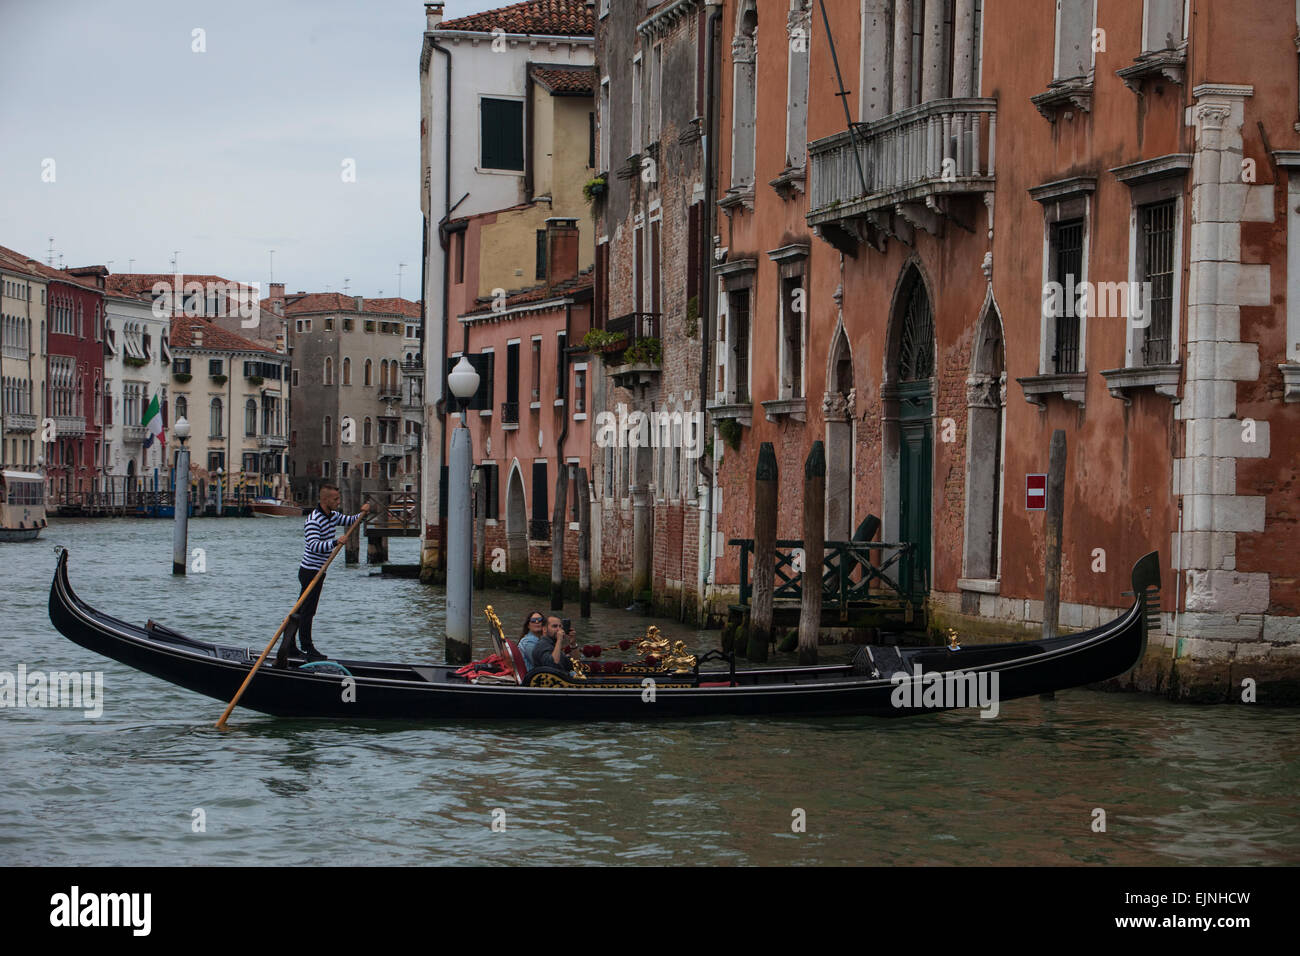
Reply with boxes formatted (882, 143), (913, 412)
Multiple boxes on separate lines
(123, 356), (148, 368)
(246, 375), (264, 386)
(211, 374), (228, 386)
(582, 175), (607, 203)
(623, 336), (661, 367)
(718, 417), (742, 452)
(173, 372), (192, 383)
(579, 328), (626, 353)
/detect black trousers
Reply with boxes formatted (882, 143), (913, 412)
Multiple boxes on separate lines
(296, 565), (326, 647)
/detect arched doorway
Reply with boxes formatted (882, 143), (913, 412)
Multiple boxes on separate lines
(505, 462), (528, 576)
(963, 300), (1006, 582)
(823, 321), (855, 541)
(883, 265), (935, 596)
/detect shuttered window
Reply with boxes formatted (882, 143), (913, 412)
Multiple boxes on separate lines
(481, 98), (524, 171)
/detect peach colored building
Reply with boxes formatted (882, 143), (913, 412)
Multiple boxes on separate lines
(703, 0), (1300, 698)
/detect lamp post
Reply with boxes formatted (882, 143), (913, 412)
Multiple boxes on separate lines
(216, 466), (224, 516)
(172, 417), (191, 575)
(445, 355), (480, 664)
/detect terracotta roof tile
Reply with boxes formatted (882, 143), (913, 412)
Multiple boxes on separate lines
(0, 244), (101, 291)
(265, 292), (421, 318)
(463, 269), (593, 317)
(530, 63), (596, 95)
(170, 316), (279, 355)
(438, 0), (593, 37)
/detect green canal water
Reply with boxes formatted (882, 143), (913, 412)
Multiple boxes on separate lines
(2, 518), (1297, 865)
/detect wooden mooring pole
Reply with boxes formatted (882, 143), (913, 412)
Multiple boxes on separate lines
(748, 442), (778, 662)
(1042, 429), (1067, 639)
(474, 469), (487, 590)
(798, 441), (826, 665)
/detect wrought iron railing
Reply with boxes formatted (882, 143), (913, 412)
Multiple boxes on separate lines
(728, 537), (920, 608)
(501, 401), (519, 424)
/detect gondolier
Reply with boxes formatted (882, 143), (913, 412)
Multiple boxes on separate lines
(289, 483), (370, 661)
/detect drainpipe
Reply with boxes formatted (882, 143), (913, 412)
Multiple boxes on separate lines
(432, 35), (452, 570)
(697, 2), (722, 614)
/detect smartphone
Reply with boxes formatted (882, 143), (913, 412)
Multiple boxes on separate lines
(562, 618), (572, 633)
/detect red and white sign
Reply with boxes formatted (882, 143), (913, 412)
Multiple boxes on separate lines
(1026, 474), (1047, 510)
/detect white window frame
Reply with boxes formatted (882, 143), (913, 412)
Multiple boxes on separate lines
(1124, 184), (1184, 368)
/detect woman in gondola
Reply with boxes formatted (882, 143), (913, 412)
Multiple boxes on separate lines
(517, 610), (547, 673)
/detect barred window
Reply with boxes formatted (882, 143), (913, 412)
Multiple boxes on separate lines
(1138, 199), (1176, 366)
(1050, 219), (1084, 374)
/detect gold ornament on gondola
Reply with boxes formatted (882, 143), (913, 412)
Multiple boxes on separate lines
(636, 626), (695, 673)
(568, 656), (589, 680)
(484, 605), (506, 643)
(947, 628), (961, 651)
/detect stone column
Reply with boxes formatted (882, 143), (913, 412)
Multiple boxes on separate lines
(952, 0), (977, 98)
(1175, 84), (1272, 644)
(892, 0), (913, 112)
(861, 0), (893, 120)
(920, 0), (945, 102)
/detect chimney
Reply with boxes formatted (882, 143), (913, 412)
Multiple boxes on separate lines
(193, 328), (203, 348)
(545, 218), (580, 289)
(355, 295), (364, 312)
(426, 3), (443, 29)
(269, 282), (285, 316)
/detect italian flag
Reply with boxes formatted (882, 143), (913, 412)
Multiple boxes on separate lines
(143, 393), (165, 450)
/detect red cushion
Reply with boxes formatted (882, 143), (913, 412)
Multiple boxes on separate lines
(699, 681), (733, 687)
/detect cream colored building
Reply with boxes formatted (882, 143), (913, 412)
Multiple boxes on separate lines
(169, 316), (289, 504)
(0, 252), (47, 471)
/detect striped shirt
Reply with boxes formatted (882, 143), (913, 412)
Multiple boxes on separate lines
(300, 507), (361, 570)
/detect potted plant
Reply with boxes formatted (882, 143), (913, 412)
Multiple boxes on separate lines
(211, 374), (228, 386)
(173, 372), (192, 383)
(582, 175), (607, 203)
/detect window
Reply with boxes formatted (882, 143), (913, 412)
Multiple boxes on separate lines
(555, 332), (567, 399)
(244, 399), (257, 436)
(291, 369), (299, 387)
(531, 338), (542, 403)
(209, 359), (223, 376)
(536, 229), (547, 280)
(324, 356), (333, 385)
(343, 318), (354, 332)
(604, 445), (614, 499)
(364, 358), (373, 386)
(732, 4), (758, 187)
(786, 8), (810, 170)
(363, 417), (373, 446)
(599, 79), (611, 170)
(323, 415), (333, 446)
(210, 397), (223, 437)
(780, 276), (804, 398)
(506, 341), (520, 414)
(1137, 199), (1176, 365)
(363, 461), (371, 479)
(729, 288), (751, 403)
(340, 461), (349, 479)
(173, 357), (191, 375)
(479, 463), (499, 520)
(574, 367), (586, 414)
(588, 111), (595, 169)
(323, 460), (331, 478)
(649, 43), (662, 144)
(1143, 0), (1186, 52)
(324, 318), (334, 331)
(480, 97), (524, 171)
(454, 231), (465, 284)
(342, 356), (351, 385)
(1054, 0), (1097, 80)
(632, 54), (643, 154)
(445, 352), (494, 410)
(1049, 219), (1084, 373)
(175, 395), (187, 423)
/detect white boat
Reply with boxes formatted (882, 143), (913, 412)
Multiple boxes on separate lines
(251, 497), (303, 518)
(0, 470), (46, 542)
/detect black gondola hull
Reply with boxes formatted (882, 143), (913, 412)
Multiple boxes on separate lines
(47, 549), (1157, 721)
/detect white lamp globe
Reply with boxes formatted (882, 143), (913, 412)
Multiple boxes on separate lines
(447, 355), (480, 403)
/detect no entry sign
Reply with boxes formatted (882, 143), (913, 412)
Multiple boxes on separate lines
(1026, 474), (1047, 510)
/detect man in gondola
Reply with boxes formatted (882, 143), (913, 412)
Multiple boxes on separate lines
(284, 483), (369, 662)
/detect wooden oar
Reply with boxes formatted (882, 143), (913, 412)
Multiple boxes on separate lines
(215, 508), (368, 730)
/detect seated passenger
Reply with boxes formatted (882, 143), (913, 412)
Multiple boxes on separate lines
(516, 611), (547, 672)
(520, 613), (575, 673)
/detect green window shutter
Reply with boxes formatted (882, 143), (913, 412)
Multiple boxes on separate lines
(481, 98), (523, 171)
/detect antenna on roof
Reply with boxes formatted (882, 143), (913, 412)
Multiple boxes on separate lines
(343, 277), (351, 295)
(47, 237), (55, 267)
(269, 249), (275, 284)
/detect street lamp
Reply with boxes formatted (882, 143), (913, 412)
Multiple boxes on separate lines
(445, 356), (480, 664)
(172, 417), (191, 575)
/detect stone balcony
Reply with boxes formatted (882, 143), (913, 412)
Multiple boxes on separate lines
(258, 434), (289, 449)
(55, 415), (86, 437)
(378, 442), (404, 460)
(807, 97), (997, 254)
(4, 412), (37, 434)
(122, 425), (147, 443)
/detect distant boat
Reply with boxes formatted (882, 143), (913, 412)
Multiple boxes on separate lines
(1, 470), (46, 542)
(46, 548), (1162, 721)
(250, 498), (303, 518)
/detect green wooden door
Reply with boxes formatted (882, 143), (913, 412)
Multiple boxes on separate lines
(898, 382), (932, 596)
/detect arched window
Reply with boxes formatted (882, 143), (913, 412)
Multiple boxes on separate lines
(731, 2), (758, 187)
(323, 415), (333, 446)
(897, 276), (935, 382)
(210, 397), (223, 437)
(363, 417), (373, 446)
(324, 356), (333, 385)
(175, 395), (187, 423)
(342, 357), (351, 385)
(245, 398), (257, 436)
(364, 358), (373, 386)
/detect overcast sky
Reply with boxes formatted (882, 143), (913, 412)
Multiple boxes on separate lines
(0, 0), (495, 301)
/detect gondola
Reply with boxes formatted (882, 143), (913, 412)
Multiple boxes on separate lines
(47, 548), (1160, 720)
